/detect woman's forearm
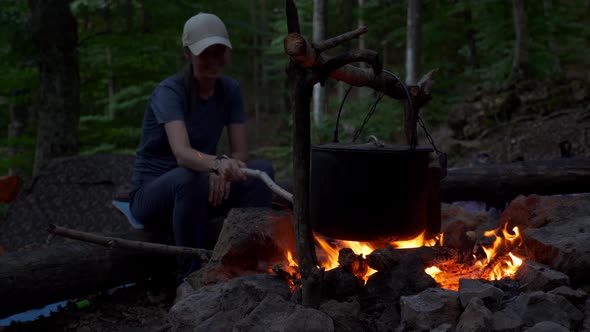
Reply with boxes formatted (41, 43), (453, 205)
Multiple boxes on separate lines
(176, 146), (216, 173)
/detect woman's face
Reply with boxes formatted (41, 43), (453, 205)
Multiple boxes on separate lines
(188, 44), (230, 81)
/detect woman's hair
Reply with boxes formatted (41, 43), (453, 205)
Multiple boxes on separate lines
(181, 47), (194, 113)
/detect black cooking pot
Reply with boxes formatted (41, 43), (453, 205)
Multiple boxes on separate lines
(310, 139), (441, 242)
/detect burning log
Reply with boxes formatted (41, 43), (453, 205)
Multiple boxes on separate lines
(366, 246), (459, 272)
(271, 263), (300, 293)
(323, 268), (363, 301)
(338, 248), (369, 280)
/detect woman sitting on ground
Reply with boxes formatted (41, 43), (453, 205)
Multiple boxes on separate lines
(129, 12), (274, 285)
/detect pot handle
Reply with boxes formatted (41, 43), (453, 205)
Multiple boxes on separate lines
(367, 135), (385, 147)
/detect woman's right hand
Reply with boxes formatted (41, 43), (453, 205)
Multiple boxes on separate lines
(218, 158), (246, 181)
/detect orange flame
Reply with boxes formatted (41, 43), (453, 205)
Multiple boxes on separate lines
(281, 222), (523, 292)
(390, 231), (440, 248)
(475, 224), (523, 275)
(286, 250), (298, 267)
(312, 231), (440, 281)
(425, 222), (525, 290)
(313, 234), (377, 281)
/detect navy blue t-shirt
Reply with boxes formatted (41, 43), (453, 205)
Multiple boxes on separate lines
(130, 73), (245, 194)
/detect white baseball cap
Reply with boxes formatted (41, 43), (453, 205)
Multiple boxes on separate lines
(182, 13), (232, 56)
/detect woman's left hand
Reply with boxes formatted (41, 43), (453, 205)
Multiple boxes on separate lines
(209, 173), (230, 206)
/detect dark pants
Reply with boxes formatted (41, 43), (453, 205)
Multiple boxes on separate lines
(129, 159), (274, 284)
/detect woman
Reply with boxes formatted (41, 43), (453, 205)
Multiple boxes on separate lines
(129, 12), (274, 284)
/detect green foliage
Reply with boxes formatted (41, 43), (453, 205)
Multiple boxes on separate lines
(251, 145), (293, 181)
(0, 0), (588, 180)
(312, 91), (405, 145)
(78, 115), (141, 155)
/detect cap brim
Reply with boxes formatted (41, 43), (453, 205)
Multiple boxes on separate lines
(187, 36), (232, 56)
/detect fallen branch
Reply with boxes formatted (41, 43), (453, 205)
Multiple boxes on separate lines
(0, 232), (175, 318)
(48, 224), (212, 261)
(242, 168), (293, 203)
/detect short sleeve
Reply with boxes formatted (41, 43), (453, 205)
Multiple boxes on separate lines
(226, 82), (246, 125)
(150, 84), (185, 124)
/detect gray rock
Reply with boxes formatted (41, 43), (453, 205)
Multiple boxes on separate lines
(492, 308), (523, 332)
(548, 286), (588, 308)
(500, 193), (590, 286)
(233, 293), (334, 332)
(319, 299), (366, 332)
(456, 297), (493, 332)
(523, 321), (570, 332)
(368, 304), (400, 332)
(431, 323), (454, 332)
(524, 220), (590, 288)
(459, 278), (505, 310)
(400, 288), (461, 331)
(174, 281), (194, 305)
(441, 203), (494, 251)
(364, 256), (436, 306)
(515, 260), (570, 292)
(211, 208), (295, 270)
(505, 291), (583, 330)
(169, 274), (290, 332)
(187, 208), (295, 288)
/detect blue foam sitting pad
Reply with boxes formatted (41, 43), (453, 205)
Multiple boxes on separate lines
(112, 200), (145, 229)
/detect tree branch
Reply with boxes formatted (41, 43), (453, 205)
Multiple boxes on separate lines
(313, 26), (368, 53)
(316, 49), (382, 85)
(286, 0), (301, 34)
(284, 33), (407, 99)
(48, 224), (212, 262)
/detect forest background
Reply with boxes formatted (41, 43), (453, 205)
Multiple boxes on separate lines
(0, 0), (589, 199)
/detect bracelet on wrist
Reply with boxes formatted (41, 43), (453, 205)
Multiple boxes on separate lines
(211, 155), (230, 174)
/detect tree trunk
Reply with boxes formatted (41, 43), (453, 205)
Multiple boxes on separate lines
(141, 1), (152, 34)
(250, 0), (260, 144)
(0, 231), (175, 319)
(462, 0), (479, 70)
(260, 0), (270, 138)
(405, 0), (421, 85)
(441, 157), (590, 207)
(103, 4), (115, 119)
(29, 0), (80, 176)
(312, 0), (327, 125)
(123, 0), (134, 33)
(543, 0), (561, 74)
(510, 0), (529, 81)
(7, 89), (31, 176)
(357, 0), (365, 68)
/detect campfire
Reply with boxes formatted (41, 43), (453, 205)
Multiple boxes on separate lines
(281, 221), (525, 291)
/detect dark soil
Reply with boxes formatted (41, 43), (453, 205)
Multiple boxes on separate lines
(2, 279), (176, 332)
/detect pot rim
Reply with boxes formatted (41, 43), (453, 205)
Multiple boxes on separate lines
(312, 142), (433, 153)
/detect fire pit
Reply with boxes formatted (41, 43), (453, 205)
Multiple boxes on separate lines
(174, 194), (590, 331)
